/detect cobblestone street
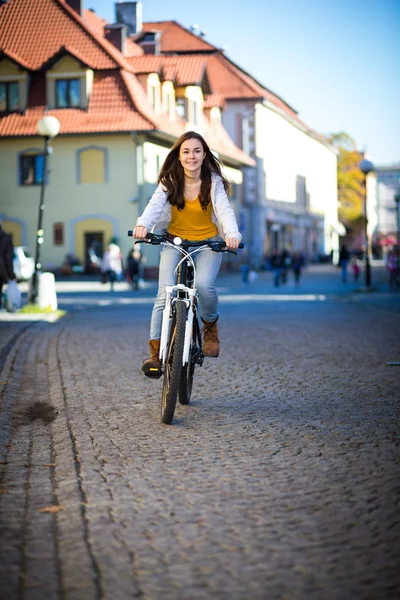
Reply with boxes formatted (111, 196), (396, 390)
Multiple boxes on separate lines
(0, 266), (399, 599)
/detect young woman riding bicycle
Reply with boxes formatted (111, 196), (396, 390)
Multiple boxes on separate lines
(132, 131), (242, 377)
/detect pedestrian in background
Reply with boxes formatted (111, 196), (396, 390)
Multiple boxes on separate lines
(270, 249), (282, 287)
(291, 251), (304, 287)
(0, 222), (16, 309)
(126, 246), (144, 290)
(101, 242), (122, 291)
(339, 243), (350, 282)
(239, 249), (250, 285)
(386, 248), (399, 289)
(280, 248), (291, 284)
(351, 257), (361, 283)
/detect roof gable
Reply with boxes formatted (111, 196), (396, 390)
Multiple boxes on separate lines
(0, 0), (128, 71)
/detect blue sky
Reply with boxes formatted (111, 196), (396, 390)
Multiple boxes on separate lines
(87, 0), (400, 165)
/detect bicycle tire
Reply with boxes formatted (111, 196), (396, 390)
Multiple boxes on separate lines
(161, 300), (187, 424)
(179, 342), (195, 405)
(179, 311), (198, 405)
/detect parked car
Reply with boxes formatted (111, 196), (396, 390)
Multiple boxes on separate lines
(13, 246), (35, 281)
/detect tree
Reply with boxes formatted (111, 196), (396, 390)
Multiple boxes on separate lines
(329, 132), (365, 234)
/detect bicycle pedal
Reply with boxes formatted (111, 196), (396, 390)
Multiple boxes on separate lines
(142, 366), (163, 379)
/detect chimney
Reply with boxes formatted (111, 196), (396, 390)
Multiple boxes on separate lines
(65, 0), (83, 16)
(104, 23), (128, 54)
(115, 1), (143, 36)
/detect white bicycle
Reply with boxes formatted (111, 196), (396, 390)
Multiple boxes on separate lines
(128, 231), (243, 424)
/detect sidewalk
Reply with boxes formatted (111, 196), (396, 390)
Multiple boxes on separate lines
(8, 261), (395, 297)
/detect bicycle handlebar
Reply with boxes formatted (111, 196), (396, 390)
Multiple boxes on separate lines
(127, 231), (244, 254)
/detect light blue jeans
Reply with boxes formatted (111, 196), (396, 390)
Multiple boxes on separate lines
(150, 237), (223, 340)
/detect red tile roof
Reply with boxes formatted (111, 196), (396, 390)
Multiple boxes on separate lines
(127, 55), (208, 87)
(0, 71), (153, 136)
(82, 7), (108, 38)
(0, 0), (126, 70)
(142, 21), (217, 53)
(141, 20), (304, 124)
(204, 93), (226, 110)
(0, 2), (255, 166)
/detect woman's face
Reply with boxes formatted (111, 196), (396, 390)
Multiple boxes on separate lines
(179, 138), (206, 173)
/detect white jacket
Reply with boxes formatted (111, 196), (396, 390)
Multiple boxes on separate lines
(136, 174), (242, 241)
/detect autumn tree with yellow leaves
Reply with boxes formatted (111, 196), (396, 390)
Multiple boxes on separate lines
(329, 132), (365, 235)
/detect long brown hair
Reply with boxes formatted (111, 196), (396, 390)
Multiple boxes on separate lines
(158, 131), (230, 210)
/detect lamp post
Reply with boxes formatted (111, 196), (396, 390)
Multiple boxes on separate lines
(29, 116), (60, 304)
(394, 190), (400, 247)
(359, 158), (375, 289)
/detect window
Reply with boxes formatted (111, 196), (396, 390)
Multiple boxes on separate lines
(166, 92), (173, 116)
(151, 85), (157, 109)
(188, 99), (199, 125)
(53, 223), (64, 246)
(176, 97), (187, 120)
(56, 78), (80, 108)
(19, 153), (45, 186)
(0, 82), (20, 112)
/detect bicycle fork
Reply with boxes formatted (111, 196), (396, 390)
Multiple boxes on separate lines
(159, 284), (195, 369)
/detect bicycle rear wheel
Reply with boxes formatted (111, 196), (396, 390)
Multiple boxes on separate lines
(161, 299), (187, 424)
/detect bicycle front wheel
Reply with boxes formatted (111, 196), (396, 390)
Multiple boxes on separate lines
(179, 317), (197, 405)
(161, 299), (187, 424)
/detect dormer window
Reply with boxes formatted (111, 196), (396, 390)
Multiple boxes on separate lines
(146, 73), (161, 115)
(149, 84), (157, 109)
(56, 78), (80, 108)
(0, 58), (28, 112)
(176, 97), (187, 120)
(188, 99), (200, 126)
(0, 81), (20, 113)
(161, 81), (175, 120)
(45, 55), (93, 110)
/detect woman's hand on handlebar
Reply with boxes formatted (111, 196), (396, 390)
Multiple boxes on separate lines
(225, 237), (240, 250)
(133, 225), (148, 239)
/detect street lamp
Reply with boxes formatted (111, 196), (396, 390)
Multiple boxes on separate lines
(29, 116), (60, 304)
(359, 158), (375, 289)
(394, 190), (400, 247)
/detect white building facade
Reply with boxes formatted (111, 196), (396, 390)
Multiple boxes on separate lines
(223, 99), (339, 267)
(374, 164), (400, 251)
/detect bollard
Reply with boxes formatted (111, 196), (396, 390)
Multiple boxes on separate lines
(38, 272), (58, 311)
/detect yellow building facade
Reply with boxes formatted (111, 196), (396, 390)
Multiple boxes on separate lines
(0, 134), (175, 271)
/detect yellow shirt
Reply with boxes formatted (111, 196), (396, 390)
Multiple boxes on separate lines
(168, 197), (218, 240)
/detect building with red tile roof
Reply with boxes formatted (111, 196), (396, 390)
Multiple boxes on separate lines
(0, 0), (253, 273)
(0, 0), (252, 165)
(136, 18), (339, 264)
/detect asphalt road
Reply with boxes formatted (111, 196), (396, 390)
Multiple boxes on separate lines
(0, 265), (399, 599)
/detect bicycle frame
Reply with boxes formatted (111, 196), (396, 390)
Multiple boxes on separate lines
(159, 240), (207, 369)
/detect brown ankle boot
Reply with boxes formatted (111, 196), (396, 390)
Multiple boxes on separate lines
(201, 317), (220, 357)
(141, 339), (162, 378)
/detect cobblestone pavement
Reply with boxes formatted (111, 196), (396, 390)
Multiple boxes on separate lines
(0, 267), (399, 599)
